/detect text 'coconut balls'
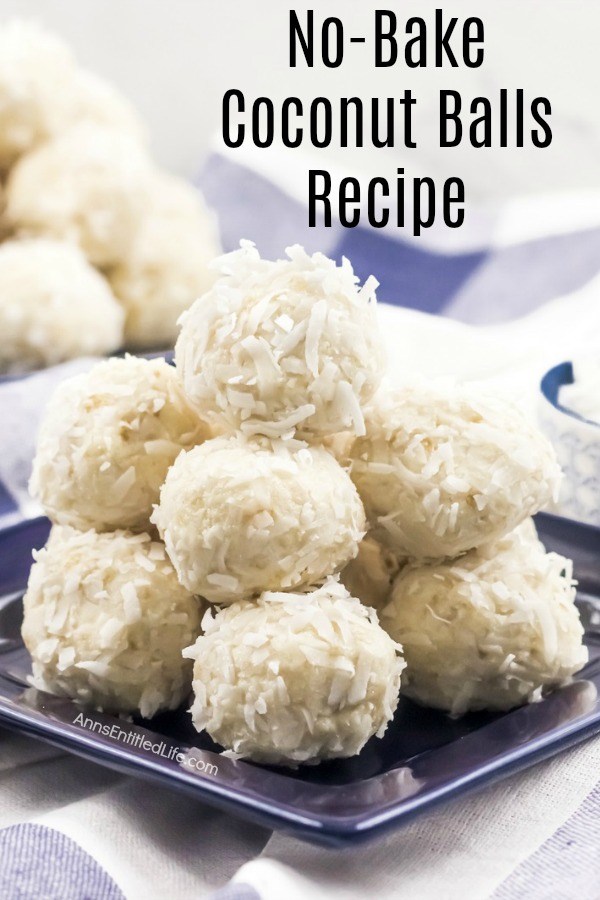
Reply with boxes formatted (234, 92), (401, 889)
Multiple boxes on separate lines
(349, 381), (562, 559)
(184, 579), (404, 764)
(23, 526), (204, 718)
(381, 521), (587, 715)
(30, 355), (210, 532)
(152, 435), (366, 602)
(175, 241), (385, 439)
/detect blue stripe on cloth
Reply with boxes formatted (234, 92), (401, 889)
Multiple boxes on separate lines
(336, 225), (485, 315)
(445, 226), (600, 324)
(199, 153), (600, 323)
(0, 479), (18, 520)
(491, 781), (600, 900)
(199, 153), (487, 314)
(200, 154), (338, 259)
(0, 823), (125, 900)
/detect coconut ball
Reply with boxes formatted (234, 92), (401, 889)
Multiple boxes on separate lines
(152, 435), (366, 603)
(184, 578), (404, 764)
(316, 430), (356, 467)
(70, 69), (147, 143)
(341, 536), (404, 612)
(30, 355), (210, 532)
(22, 526), (203, 718)
(6, 122), (153, 267)
(175, 241), (385, 439)
(139, 171), (217, 227)
(381, 521), (588, 715)
(110, 173), (220, 349)
(349, 382), (562, 559)
(0, 238), (124, 373)
(0, 20), (77, 171)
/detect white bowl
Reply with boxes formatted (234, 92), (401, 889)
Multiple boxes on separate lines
(538, 362), (600, 527)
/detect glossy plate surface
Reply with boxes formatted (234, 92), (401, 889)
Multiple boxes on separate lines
(0, 513), (598, 847)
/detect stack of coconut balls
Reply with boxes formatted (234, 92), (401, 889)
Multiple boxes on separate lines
(0, 19), (219, 374)
(22, 242), (588, 767)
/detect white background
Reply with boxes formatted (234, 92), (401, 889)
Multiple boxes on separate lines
(0, 0), (598, 203)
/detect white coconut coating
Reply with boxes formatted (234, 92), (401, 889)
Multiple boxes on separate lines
(0, 180), (11, 241)
(30, 356), (210, 532)
(70, 69), (147, 143)
(152, 435), (366, 603)
(110, 173), (220, 349)
(22, 526), (203, 718)
(184, 579), (404, 764)
(0, 238), (124, 373)
(381, 521), (588, 715)
(175, 241), (385, 439)
(341, 536), (404, 612)
(0, 20), (76, 170)
(350, 382), (562, 559)
(6, 122), (153, 267)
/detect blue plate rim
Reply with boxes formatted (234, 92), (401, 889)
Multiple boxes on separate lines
(1, 680), (599, 847)
(0, 512), (598, 847)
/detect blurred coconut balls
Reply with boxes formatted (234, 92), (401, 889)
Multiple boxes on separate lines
(0, 19), (220, 373)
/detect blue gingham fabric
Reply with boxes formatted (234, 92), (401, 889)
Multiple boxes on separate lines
(491, 782), (600, 900)
(0, 148), (599, 899)
(0, 825), (125, 900)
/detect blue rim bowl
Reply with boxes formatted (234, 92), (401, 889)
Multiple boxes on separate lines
(540, 361), (600, 429)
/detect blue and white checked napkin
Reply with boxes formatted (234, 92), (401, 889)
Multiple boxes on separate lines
(0, 146), (599, 899)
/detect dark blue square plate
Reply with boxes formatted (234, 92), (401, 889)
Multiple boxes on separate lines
(0, 513), (598, 847)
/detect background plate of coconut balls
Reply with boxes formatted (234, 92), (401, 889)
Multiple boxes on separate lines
(0, 19), (598, 847)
